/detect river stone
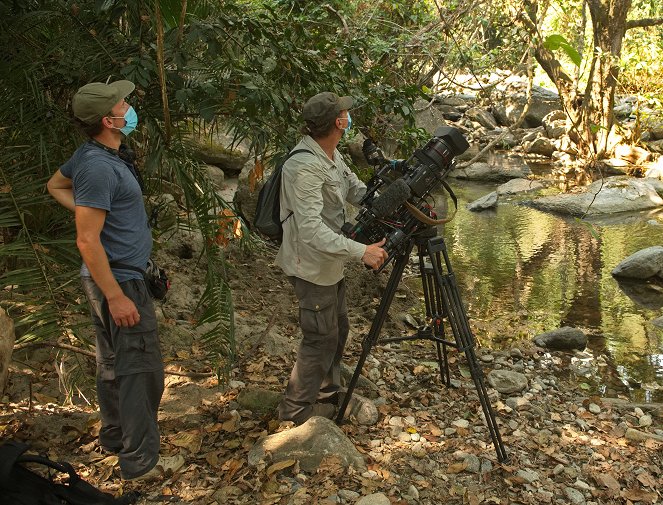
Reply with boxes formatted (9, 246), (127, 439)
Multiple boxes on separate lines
(524, 136), (555, 157)
(187, 131), (250, 174)
(414, 99), (450, 136)
(493, 85), (561, 128)
(449, 161), (531, 182)
(0, 308), (15, 395)
(247, 417), (366, 472)
(356, 493), (390, 505)
(487, 370), (528, 394)
(465, 107), (497, 130)
(496, 178), (544, 195)
(564, 486), (586, 505)
(524, 176), (663, 216)
(652, 316), (663, 328)
(237, 387), (281, 414)
(533, 327), (587, 350)
(611, 246), (663, 281)
(467, 191), (498, 211)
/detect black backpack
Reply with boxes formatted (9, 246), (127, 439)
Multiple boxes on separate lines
(254, 149), (312, 242)
(0, 441), (139, 505)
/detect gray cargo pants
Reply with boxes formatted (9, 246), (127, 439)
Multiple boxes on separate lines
(278, 277), (349, 423)
(82, 277), (164, 480)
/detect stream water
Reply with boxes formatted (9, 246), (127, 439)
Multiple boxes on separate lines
(430, 174), (663, 403)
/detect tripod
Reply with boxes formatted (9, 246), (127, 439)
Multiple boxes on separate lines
(336, 227), (508, 462)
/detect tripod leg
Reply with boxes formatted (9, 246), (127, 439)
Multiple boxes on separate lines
(427, 238), (509, 463)
(336, 241), (415, 424)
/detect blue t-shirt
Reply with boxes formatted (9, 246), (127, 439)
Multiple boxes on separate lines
(61, 142), (152, 282)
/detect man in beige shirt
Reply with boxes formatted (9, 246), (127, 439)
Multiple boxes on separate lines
(276, 92), (388, 424)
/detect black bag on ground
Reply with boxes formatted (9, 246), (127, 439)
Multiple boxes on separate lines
(254, 149), (312, 242)
(109, 258), (170, 300)
(0, 440), (139, 505)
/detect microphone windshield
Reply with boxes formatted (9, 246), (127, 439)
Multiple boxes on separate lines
(372, 179), (411, 218)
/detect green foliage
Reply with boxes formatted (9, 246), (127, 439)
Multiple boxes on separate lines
(543, 34), (582, 67)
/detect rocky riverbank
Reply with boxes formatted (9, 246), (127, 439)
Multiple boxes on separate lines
(2, 243), (661, 504)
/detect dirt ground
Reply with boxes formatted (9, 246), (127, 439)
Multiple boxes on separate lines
(1, 240), (662, 504)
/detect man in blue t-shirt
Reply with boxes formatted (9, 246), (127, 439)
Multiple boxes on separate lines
(47, 80), (183, 481)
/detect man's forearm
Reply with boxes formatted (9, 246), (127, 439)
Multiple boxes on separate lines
(77, 239), (124, 301)
(48, 188), (76, 212)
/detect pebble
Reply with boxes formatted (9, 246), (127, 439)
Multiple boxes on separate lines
(634, 407), (644, 417)
(574, 479), (592, 491)
(639, 414), (653, 427)
(564, 486), (586, 505)
(228, 380), (245, 389)
(398, 432), (412, 442)
(406, 485), (419, 500)
(410, 433), (421, 442)
(463, 454), (481, 474)
(516, 469), (539, 483)
(389, 416), (404, 427)
(368, 368), (381, 381)
(588, 403), (601, 414)
(405, 415), (416, 425)
(338, 490), (360, 501)
(356, 493), (390, 505)
(452, 419), (470, 429)
(506, 397), (529, 409)
(370, 439), (382, 448)
(444, 428), (457, 436)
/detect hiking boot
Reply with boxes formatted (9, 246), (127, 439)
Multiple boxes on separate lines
(291, 402), (336, 425)
(125, 454), (185, 482)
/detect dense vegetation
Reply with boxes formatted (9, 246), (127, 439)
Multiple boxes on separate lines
(1, 0), (661, 385)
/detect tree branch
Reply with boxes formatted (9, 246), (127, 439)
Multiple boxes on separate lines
(626, 18), (663, 30)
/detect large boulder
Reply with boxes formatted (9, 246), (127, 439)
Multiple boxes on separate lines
(496, 178), (544, 196)
(493, 85), (562, 128)
(449, 161), (532, 182)
(524, 176), (663, 216)
(533, 327), (587, 351)
(467, 191), (498, 212)
(0, 308), (15, 395)
(611, 246), (663, 281)
(187, 131), (251, 175)
(247, 417), (366, 472)
(465, 107), (498, 130)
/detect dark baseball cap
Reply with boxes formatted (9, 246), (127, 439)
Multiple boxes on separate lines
(302, 92), (353, 126)
(72, 80), (135, 124)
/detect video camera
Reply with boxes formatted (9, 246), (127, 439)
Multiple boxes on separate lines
(342, 126), (469, 269)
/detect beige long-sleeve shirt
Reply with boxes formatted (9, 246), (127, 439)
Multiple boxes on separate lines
(275, 135), (367, 286)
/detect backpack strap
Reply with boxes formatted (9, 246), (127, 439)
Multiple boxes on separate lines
(280, 148), (313, 225)
(0, 441), (29, 486)
(0, 441), (79, 488)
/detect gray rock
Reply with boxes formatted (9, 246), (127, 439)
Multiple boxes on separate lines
(564, 486), (586, 505)
(338, 392), (379, 426)
(465, 107), (498, 130)
(611, 246), (663, 281)
(524, 176), (663, 216)
(487, 370), (529, 394)
(356, 493), (391, 505)
(652, 316), (663, 328)
(467, 191), (498, 211)
(340, 363), (380, 398)
(187, 131), (250, 174)
(496, 178), (544, 196)
(248, 417), (366, 472)
(449, 161), (532, 182)
(204, 164), (225, 189)
(524, 136), (555, 157)
(533, 327), (587, 351)
(493, 85), (562, 128)
(237, 387), (281, 414)
(414, 100), (449, 136)
(625, 427), (663, 442)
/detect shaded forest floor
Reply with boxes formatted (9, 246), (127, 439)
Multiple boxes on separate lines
(1, 243), (662, 504)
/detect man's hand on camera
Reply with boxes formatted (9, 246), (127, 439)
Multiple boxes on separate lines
(362, 238), (389, 270)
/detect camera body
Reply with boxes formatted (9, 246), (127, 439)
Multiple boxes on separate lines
(342, 126), (469, 266)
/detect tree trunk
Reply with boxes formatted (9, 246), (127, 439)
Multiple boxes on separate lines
(585, 0), (632, 158)
(0, 308), (16, 395)
(524, 0), (633, 167)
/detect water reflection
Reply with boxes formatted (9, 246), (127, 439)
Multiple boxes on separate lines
(435, 179), (663, 402)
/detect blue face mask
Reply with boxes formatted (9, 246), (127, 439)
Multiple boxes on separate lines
(343, 113), (352, 135)
(110, 106), (138, 136)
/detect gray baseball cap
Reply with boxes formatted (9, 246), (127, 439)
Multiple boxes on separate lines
(302, 92), (353, 126)
(72, 80), (135, 124)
